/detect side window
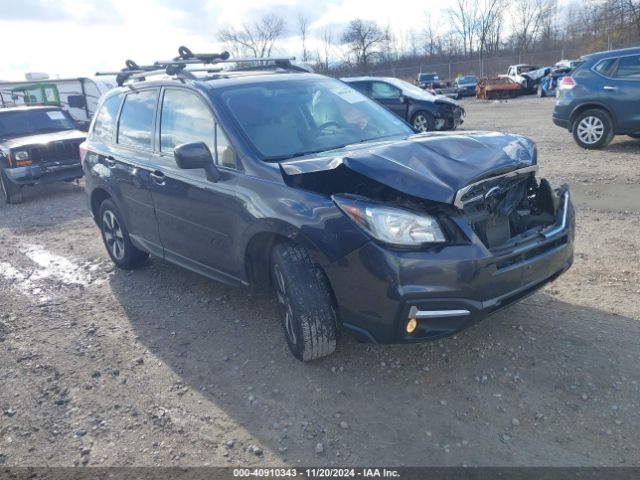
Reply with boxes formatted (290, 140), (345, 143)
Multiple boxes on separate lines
(160, 89), (215, 152)
(614, 55), (640, 79)
(371, 82), (401, 99)
(349, 82), (371, 96)
(594, 58), (618, 77)
(91, 94), (122, 143)
(216, 124), (236, 168)
(117, 89), (157, 149)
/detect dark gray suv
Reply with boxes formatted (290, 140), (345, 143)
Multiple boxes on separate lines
(553, 47), (640, 149)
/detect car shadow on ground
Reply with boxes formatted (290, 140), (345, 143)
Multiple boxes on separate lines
(107, 258), (640, 466)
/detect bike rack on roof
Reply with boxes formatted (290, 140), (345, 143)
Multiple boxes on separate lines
(96, 46), (303, 86)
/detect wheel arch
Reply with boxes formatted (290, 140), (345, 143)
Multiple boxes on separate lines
(242, 221), (334, 293)
(569, 103), (616, 132)
(89, 187), (113, 225)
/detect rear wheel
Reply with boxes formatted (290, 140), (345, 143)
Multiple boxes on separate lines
(0, 170), (23, 205)
(271, 242), (337, 361)
(411, 111), (435, 132)
(572, 109), (614, 149)
(98, 199), (148, 269)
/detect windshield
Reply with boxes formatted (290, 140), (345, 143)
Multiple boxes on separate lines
(0, 108), (75, 140)
(382, 77), (436, 100)
(418, 73), (438, 81)
(458, 76), (478, 83)
(217, 78), (412, 160)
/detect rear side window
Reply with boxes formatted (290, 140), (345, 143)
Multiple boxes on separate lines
(615, 55), (640, 79)
(160, 89), (215, 152)
(117, 89), (157, 149)
(371, 82), (401, 99)
(593, 58), (618, 77)
(91, 94), (122, 143)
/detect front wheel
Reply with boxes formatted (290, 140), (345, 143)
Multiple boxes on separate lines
(572, 109), (614, 149)
(98, 199), (148, 269)
(0, 170), (23, 205)
(411, 111), (435, 132)
(271, 242), (337, 361)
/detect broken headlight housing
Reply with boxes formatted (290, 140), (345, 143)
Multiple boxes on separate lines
(333, 195), (445, 246)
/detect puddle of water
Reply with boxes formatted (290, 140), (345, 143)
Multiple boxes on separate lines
(570, 183), (640, 213)
(24, 244), (92, 285)
(0, 261), (50, 302)
(0, 244), (106, 302)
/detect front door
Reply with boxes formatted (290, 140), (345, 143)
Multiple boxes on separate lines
(148, 87), (245, 284)
(370, 81), (407, 119)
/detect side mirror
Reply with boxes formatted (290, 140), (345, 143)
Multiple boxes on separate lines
(399, 95), (407, 104)
(174, 141), (220, 182)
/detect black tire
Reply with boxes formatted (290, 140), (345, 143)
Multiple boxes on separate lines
(572, 109), (614, 149)
(0, 170), (23, 205)
(411, 111), (435, 132)
(537, 85), (545, 98)
(98, 199), (148, 269)
(271, 242), (337, 361)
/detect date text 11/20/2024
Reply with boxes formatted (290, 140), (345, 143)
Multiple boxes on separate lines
(233, 468), (400, 477)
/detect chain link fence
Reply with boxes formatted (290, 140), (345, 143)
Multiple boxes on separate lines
(335, 47), (584, 83)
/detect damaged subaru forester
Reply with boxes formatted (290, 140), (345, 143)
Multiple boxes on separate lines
(83, 53), (574, 361)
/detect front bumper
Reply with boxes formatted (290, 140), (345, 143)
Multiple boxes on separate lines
(3, 163), (83, 185)
(324, 190), (574, 344)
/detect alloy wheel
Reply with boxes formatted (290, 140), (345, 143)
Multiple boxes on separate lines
(576, 116), (605, 145)
(273, 264), (297, 345)
(102, 210), (125, 260)
(413, 115), (429, 132)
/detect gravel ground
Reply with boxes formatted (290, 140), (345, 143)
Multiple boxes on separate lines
(0, 96), (639, 467)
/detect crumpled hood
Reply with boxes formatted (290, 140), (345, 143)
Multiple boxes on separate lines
(280, 131), (537, 205)
(2, 129), (86, 149)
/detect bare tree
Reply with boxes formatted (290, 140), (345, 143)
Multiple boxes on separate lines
(341, 18), (386, 69)
(297, 14), (309, 63)
(423, 12), (441, 56)
(511, 0), (555, 55)
(447, 0), (479, 56)
(218, 13), (287, 58)
(315, 29), (334, 73)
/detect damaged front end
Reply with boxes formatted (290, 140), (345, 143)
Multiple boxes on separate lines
(279, 131), (574, 344)
(454, 165), (571, 252)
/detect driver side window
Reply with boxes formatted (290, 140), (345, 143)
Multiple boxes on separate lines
(371, 82), (401, 99)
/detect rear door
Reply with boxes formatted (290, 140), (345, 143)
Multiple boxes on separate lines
(92, 88), (162, 255)
(608, 54), (640, 131)
(370, 81), (407, 119)
(148, 87), (245, 284)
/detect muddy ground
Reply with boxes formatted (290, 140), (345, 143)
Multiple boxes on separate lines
(1, 97), (639, 468)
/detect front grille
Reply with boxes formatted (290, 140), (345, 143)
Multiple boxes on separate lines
(29, 141), (81, 164)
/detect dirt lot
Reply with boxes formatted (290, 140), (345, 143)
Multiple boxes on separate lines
(1, 97), (639, 468)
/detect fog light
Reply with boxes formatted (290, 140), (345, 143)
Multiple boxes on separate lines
(406, 318), (418, 334)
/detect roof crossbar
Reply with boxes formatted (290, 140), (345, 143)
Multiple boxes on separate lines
(96, 46), (303, 86)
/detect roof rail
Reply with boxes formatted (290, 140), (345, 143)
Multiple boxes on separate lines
(96, 46), (303, 86)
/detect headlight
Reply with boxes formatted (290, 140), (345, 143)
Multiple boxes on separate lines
(14, 150), (29, 161)
(333, 196), (446, 246)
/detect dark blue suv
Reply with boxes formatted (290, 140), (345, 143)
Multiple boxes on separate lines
(553, 47), (640, 149)
(82, 49), (574, 361)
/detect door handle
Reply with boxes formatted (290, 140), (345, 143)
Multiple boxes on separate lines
(150, 170), (166, 185)
(603, 85), (619, 91)
(103, 156), (116, 168)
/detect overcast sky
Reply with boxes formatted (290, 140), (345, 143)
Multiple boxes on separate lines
(0, 0), (457, 80)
